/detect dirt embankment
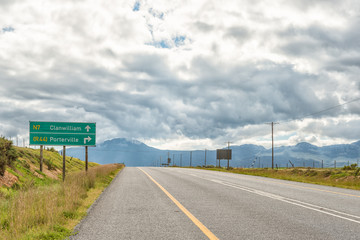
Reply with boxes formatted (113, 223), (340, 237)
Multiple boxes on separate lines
(0, 171), (18, 187)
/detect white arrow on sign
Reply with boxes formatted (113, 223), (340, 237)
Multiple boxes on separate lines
(85, 125), (91, 132)
(84, 136), (92, 144)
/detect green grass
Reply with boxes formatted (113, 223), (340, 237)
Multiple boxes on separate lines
(3, 147), (99, 189)
(187, 166), (360, 190)
(0, 164), (124, 240)
(0, 145), (124, 239)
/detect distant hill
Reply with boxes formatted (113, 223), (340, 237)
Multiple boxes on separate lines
(63, 138), (360, 168)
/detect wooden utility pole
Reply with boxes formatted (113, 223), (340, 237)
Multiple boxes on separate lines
(258, 157), (261, 168)
(173, 154), (175, 166)
(204, 149), (207, 167)
(40, 145), (43, 172)
(271, 123), (275, 169)
(267, 122), (278, 169)
(190, 151), (192, 167)
(180, 154), (182, 167)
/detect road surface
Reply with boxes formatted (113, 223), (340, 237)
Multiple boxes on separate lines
(71, 167), (360, 240)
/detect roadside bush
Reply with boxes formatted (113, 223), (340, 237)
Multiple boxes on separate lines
(343, 163), (357, 170)
(47, 147), (57, 153)
(0, 154), (6, 176)
(19, 160), (30, 170)
(354, 168), (360, 177)
(291, 168), (303, 175)
(322, 170), (332, 177)
(0, 137), (18, 176)
(44, 159), (56, 170)
(304, 169), (318, 177)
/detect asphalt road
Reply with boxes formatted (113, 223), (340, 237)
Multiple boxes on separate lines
(71, 167), (360, 240)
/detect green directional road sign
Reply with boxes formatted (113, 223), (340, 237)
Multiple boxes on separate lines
(29, 121), (96, 146)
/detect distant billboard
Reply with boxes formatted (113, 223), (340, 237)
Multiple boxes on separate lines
(216, 149), (232, 160)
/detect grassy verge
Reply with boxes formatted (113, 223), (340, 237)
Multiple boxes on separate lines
(187, 166), (360, 190)
(0, 164), (124, 240)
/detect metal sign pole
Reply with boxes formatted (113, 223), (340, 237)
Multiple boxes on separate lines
(85, 146), (88, 172)
(63, 146), (66, 181)
(40, 145), (43, 172)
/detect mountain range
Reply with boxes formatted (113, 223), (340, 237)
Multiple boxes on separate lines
(62, 138), (360, 168)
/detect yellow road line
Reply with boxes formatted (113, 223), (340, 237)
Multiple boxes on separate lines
(139, 168), (219, 240)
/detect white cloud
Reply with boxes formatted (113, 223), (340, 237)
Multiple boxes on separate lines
(0, 0), (360, 149)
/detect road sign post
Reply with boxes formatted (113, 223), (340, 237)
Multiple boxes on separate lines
(40, 145), (43, 172)
(29, 121), (96, 180)
(63, 146), (66, 181)
(85, 146), (88, 172)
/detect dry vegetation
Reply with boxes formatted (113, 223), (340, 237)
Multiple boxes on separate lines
(0, 163), (123, 240)
(0, 138), (124, 240)
(194, 166), (360, 190)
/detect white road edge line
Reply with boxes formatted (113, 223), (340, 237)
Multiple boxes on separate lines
(183, 172), (360, 224)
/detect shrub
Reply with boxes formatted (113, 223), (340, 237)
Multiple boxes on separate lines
(304, 169), (318, 177)
(291, 168), (303, 175)
(0, 137), (18, 176)
(0, 154), (6, 176)
(354, 168), (360, 177)
(342, 163), (357, 170)
(322, 170), (332, 177)
(44, 159), (56, 170)
(20, 160), (31, 169)
(47, 147), (57, 152)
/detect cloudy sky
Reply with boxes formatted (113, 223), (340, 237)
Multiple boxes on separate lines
(1, 0), (360, 150)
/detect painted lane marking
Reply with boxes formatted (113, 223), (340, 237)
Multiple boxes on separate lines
(253, 178), (360, 198)
(138, 168), (219, 240)
(190, 168), (360, 198)
(183, 172), (360, 224)
(218, 180), (360, 224)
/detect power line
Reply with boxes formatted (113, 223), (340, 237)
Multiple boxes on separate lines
(283, 97), (360, 123)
